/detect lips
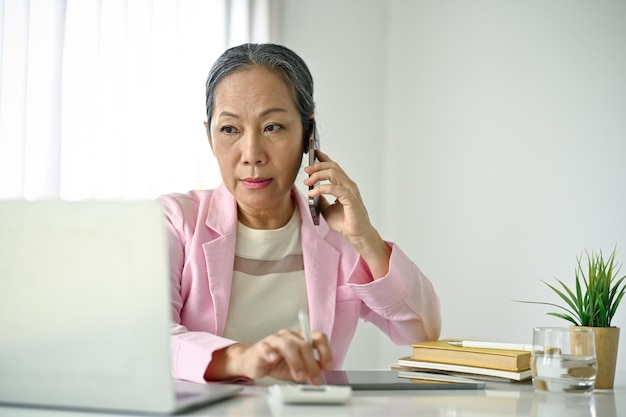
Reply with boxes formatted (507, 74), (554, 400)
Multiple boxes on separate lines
(241, 177), (272, 190)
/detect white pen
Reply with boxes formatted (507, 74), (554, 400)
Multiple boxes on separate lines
(298, 309), (312, 344)
(447, 340), (533, 351)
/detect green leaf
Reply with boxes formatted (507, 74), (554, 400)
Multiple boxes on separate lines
(546, 312), (579, 326)
(514, 300), (582, 326)
(515, 247), (624, 327)
(541, 279), (581, 316)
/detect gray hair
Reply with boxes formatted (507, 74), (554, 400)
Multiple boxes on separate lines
(205, 43), (316, 149)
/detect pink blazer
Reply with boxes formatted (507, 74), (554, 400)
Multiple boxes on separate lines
(160, 184), (441, 383)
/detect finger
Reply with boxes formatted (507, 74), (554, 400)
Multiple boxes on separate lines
(317, 194), (332, 211)
(290, 342), (323, 384)
(299, 347), (324, 385)
(311, 332), (334, 370)
(314, 149), (332, 163)
(250, 340), (281, 374)
(310, 182), (353, 206)
(268, 330), (316, 383)
(296, 331), (331, 385)
(259, 342), (280, 364)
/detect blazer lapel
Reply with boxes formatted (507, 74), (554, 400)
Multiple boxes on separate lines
(202, 185), (238, 336)
(296, 191), (340, 340)
(202, 236), (236, 335)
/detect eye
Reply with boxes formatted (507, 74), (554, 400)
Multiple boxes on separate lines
(264, 123), (283, 133)
(219, 125), (239, 134)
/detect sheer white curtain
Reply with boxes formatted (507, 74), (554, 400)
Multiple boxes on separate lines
(0, 0), (279, 200)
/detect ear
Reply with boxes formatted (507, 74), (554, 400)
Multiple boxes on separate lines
(204, 121), (215, 155)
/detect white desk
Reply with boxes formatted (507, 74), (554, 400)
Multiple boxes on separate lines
(1, 372), (624, 417)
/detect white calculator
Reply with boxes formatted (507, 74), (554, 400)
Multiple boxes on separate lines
(269, 384), (352, 404)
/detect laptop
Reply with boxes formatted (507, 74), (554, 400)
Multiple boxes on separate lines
(0, 200), (242, 414)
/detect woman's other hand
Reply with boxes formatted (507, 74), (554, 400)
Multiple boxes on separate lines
(204, 330), (333, 384)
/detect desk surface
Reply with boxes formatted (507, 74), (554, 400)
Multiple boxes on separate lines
(1, 372), (624, 417)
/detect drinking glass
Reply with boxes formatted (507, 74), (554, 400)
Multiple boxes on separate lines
(531, 327), (597, 393)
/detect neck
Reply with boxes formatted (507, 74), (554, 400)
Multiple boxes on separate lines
(237, 196), (295, 230)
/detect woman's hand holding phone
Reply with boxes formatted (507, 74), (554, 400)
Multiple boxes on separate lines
(304, 149), (391, 279)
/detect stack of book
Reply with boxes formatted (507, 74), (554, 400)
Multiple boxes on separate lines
(396, 339), (533, 382)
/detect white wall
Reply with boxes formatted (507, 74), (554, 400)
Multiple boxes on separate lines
(281, 0), (626, 372)
(280, 0), (388, 226)
(280, 0), (391, 369)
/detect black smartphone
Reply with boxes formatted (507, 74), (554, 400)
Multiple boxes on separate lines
(308, 125), (320, 226)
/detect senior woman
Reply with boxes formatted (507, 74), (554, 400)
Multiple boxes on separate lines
(159, 43), (441, 385)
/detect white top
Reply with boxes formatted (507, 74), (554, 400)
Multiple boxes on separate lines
(223, 209), (308, 344)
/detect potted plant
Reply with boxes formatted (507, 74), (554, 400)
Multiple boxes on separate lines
(518, 248), (626, 389)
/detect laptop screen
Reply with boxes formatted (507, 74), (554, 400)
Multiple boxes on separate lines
(0, 201), (182, 413)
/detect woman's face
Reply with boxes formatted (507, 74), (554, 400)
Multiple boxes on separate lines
(208, 66), (304, 221)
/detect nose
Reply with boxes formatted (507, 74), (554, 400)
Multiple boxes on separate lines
(240, 131), (266, 166)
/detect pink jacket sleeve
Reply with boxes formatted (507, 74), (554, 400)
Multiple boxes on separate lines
(348, 243), (441, 344)
(161, 193), (240, 383)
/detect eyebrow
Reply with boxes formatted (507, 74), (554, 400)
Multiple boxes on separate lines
(260, 107), (288, 117)
(217, 107), (288, 119)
